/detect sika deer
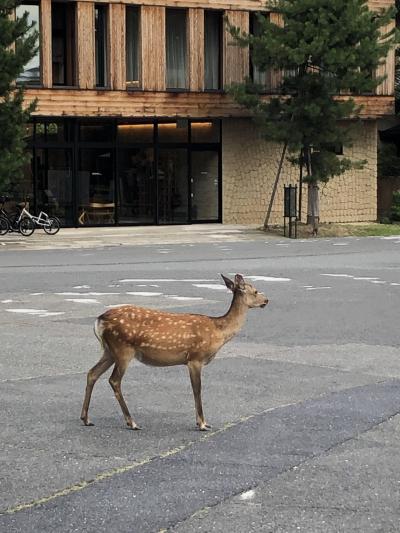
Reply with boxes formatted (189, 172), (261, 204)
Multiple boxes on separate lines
(80, 274), (268, 431)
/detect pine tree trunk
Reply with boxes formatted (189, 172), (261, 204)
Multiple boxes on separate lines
(307, 183), (319, 236)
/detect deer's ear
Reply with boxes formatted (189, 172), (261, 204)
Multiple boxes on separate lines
(234, 274), (246, 290)
(221, 274), (235, 292)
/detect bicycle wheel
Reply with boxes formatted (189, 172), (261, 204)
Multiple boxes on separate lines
(0, 216), (9, 235)
(43, 216), (60, 235)
(19, 217), (35, 236)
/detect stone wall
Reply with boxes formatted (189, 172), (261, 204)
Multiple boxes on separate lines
(222, 119), (377, 225)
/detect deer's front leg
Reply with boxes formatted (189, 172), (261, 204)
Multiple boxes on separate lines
(188, 361), (211, 431)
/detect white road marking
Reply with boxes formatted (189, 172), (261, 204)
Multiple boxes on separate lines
(126, 292), (163, 296)
(56, 292), (119, 296)
(73, 285), (90, 289)
(167, 296), (204, 301)
(119, 279), (214, 283)
(322, 274), (353, 278)
(193, 284), (227, 290)
(240, 490), (256, 501)
(332, 243), (349, 246)
(65, 298), (100, 304)
(6, 308), (65, 317)
(306, 287), (332, 291)
(1, 299), (13, 303)
(244, 275), (291, 282)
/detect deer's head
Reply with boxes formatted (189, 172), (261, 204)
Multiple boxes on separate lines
(221, 274), (268, 308)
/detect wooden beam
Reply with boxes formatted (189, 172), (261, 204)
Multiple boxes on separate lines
(189, 8), (204, 91)
(40, 0), (52, 88)
(141, 6), (166, 91)
(77, 2), (95, 89)
(224, 10), (249, 87)
(109, 4), (126, 90)
(24, 88), (395, 119)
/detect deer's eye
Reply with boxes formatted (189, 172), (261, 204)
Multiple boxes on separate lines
(254, 290), (258, 295)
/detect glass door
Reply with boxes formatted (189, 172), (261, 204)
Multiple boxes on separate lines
(190, 150), (220, 221)
(157, 149), (189, 224)
(117, 147), (155, 224)
(77, 148), (114, 225)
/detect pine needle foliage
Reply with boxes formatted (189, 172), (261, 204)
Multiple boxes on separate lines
(0, 0), (38, 192)
(228, 0), (397, 185)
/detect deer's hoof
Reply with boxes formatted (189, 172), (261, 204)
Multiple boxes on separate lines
(198, 423), (212, 431)
(82, 420), (94, 427)
(127, 423), (141, 430)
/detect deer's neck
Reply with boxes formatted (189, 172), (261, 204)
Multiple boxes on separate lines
(214, 292), (248, 344)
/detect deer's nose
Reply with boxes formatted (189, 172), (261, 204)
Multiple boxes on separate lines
(260, 298), (268, 308)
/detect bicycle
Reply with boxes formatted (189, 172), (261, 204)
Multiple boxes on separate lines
(0, 195), (21, 235)
(15, 204), (61, 236)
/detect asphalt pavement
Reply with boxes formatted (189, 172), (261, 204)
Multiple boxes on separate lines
(1, 226), (400, 532)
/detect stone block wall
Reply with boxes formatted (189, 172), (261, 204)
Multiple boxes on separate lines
(222, 118), (378, 225)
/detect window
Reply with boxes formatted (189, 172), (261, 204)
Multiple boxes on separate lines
(250, 12), (269, 90)
(16, 3), (40, 85)
(204, 11), (222, 90)
(166, 9), (188, 90)
(51, 2), (77, 86)
(95, 5), (108, 87)
(126, 6), (140, 88)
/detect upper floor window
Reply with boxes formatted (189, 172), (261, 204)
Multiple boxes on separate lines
(250, 12), (270, 90)
(166, 9), (187, 90)
(52, 2), (77, 86)
(204, 11), (222, 91)
(16, 2), (40, 85)
(126, 6), (140, 88)
(95, 5), (108, 87)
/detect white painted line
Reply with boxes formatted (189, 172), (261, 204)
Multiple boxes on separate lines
(245, 275), (291, 282)
(119, 279), (214, 283)
(321, 274), (353, 278)
(30, 293), (44, 296)
(352, 277), (379, 281)
(56, 292), (119, 296)
(332, 243), (349, 246)
(126, 292), (163, 296)
(73, 285), (90, 289)
(167, 296), (204, 301)
(369, 281), (386, 284)
(390, 283), (400, 286)
(1, 299), (13, 303)
(193, 284), (227, 290)
(306, 287), (332, 291)
(240, 490), (256, 501)
(65, 298), (100, 304)
(5, 308), (64, 317)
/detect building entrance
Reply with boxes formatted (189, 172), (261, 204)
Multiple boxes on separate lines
(24, 118), (221, 227)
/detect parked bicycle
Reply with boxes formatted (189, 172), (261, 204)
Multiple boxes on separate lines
(0, 196), (60, 236)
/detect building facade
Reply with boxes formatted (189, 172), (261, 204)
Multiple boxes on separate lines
(17, 0), (395, 227)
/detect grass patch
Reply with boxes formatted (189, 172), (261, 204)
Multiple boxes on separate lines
(264, 222), (400, 239)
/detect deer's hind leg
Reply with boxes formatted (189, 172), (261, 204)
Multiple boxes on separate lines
(81, 348), (114, 426)
(108, 347), (139, 430)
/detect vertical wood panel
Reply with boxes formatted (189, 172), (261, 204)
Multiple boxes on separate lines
(77, 2), (95, 89)
(189, 8), (204, 91)
(224, 10), (249, 87)
(40, 0), (52, 87)
(109, 4), (126, 90)
(376, 19), (395, 96)
(141, 6), (165, 91)
(269, 12), (283, 91)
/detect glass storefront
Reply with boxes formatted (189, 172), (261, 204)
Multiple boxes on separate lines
(22, 118), (221, 226)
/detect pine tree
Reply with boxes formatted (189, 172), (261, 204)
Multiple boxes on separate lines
(0, 0), (38, 193)
(228, 0), (396, 234)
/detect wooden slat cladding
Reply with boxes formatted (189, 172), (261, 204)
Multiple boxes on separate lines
(269, 12), (284, 92)
(224, 10), (249, 87)
(141, 6), (166, 91)
(77, 2), (95, 89)
(376, 19), (395, 96)
(368, 0), (395, 10)
(75, 0), (266, 11)
(24, 88), (394, 119)
(109, 4), (126, 90)
(40, 0), (52, 88)
(189, 8), (204, 91)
